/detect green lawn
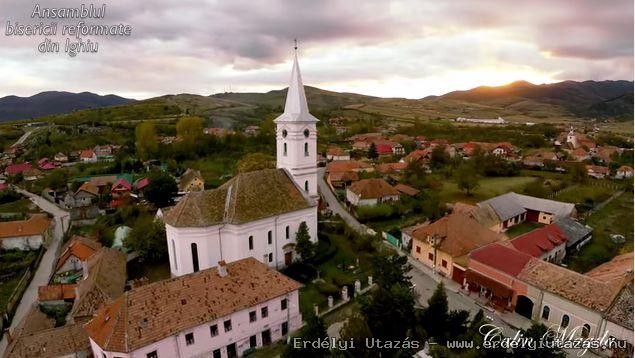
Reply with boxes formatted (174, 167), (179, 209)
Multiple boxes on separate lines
(0, 199), (39, 216)
(438, 176), (536, 204)
(565, 193), (633, 272)
(554, 184), (615, 205)
(505, 222), (543, 238)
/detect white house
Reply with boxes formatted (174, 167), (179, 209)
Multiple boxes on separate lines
(346, 178), (400, 207)
(164, 51), (318, 277)
(85, 258), (303, 358)
(615, 165), (633, 179)
(0, 214), (51, 251)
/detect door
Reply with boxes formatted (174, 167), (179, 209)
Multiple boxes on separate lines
(262, 329), (272, 346)
(226, 343), (237, 358)
(284, 251), (293, 266)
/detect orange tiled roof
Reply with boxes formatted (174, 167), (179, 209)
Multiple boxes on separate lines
(38, 284), (77, 301)
(56, 235), (102, 271)
(85, 257), (302, 353)
(411, 212), (507, 258)
(75, 181), (99, 196)
(0, 215), (50, 240)
(5, 323), (89, 358)
(326, 160), (372, 173)
(348, 178), (399, 199)
(585, 253), (634, 282)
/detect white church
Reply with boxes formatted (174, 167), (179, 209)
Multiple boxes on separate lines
(164, 52), (319, 277)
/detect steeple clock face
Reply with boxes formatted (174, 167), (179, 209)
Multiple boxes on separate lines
(303, 129), (310, 138)
(282, 129), (288, 138)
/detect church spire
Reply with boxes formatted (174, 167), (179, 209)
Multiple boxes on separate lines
(275, 43), (318, 123)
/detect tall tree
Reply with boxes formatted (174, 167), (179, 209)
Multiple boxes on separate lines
(421, 282), (449, 341)
(339, 313), (377, 358)
(455, 164), (480, 196)
(176, 116), (204, 144)
(125, 215), (168, 262)
(430, 145), (450, 168)
(367, 142), (378, 160)
(371, 254), (412, 289)
(295, 221), (315, 261)
(142, 172), (178, 208)
(135, 121), (158, 161)
(236, 152), (275, 173)
(282, 311), (329, 358)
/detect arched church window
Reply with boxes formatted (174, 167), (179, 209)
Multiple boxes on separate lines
(268, 231), (273, 245)
(283, 143), (287, 156)
(286, 226), (290, 239)
(541, 306), (550, 320)
(191, 243), (199, 272)
(560, 314), (570, 328)
(303, 129), (310, 138)
(304, 181), (309, 192)
(581, 324), (590, 338)
(171, 240), (178, 271)
(248, 236), (254, 250)
(304, 143), (309, 156)
(282, 129), (288, 138)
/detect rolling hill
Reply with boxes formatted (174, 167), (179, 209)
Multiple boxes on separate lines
(0, 91), (133, 121)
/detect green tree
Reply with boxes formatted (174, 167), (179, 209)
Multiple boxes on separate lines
(236, 152), (275, 173)
(125, 215), (168, 262)
(430, 145), (450, 168)
(295, 221), (315, 261)
(282, 311), (329, 358)
(142, 172), (178, 208)
(339, 313), (377, 357)
(421, 282), (449, 341)
(513, 323), (566, 358)
(176, 116), (204, 144)
(135, 121), (158, 161)
(567, 162), (588, 184)
(455, 164), (480, 196)
(371, 254), (411, 289)
(367, 142), (378, 160)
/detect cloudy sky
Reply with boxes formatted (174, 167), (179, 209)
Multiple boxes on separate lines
(0, 0), (632, 99)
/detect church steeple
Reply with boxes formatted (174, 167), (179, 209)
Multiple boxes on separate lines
(275, 45), (319, 198)
(275, 46), (318, 123)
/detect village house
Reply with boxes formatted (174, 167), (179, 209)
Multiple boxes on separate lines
(408, 212), (507, 284)
(65, 181), (99, 209)
(110, 178), (132, 208)
(595, 146), (621, 164)
(510, 224), (568, 264)
(615, 165), (634, 179)
(5, 319), (90, 358)
(375, 162), (407, 175)
(346, 178), (400, 207)
(54, 152), (68, 163)
(477, 192), (576, 231)
(568, 147), (590, 162)
(394, 183), (420, 197)
(586, 164), (610, 179)
(135, 177), (151, 192)
(204, 127), (235, 137)
(93, 145), (116, 159)
(4, 162), (32, 176)
(38, 283), (77, 308)
(79, 149), (98, 163)
(37, 158), (57, 171)
(164, 54), (318, 277)
(325, 160), (372, 188)
(244, 125), (260, 137)
(553, 216), (593, 252)
(55, 235), (102, 275)
(0, 214), (52, 251)
(522, 151), (558, 167)
(326, 146), (350, 161)
(68, 247), (127, 324)
(22, 168), (42, 181)
(85, 258), (302, 358)
(467, 245), (633, 348)
(451, 202), (503, 233)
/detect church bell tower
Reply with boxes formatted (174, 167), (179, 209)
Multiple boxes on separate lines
(274, 45), (319, 198)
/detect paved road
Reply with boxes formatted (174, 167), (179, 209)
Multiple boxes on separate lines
(0, 188), (70, 356)
(10, 128), (40, 147)
(317, 167), (369, 235)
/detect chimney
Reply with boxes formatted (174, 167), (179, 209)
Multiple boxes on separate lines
(217, 260), (228, 277)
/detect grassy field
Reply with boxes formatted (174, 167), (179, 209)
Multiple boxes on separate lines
(505, 222), (543, 238)
(438, 176), (536, 204)
(554, 184), (616, 205)
(565, 193), (633, 272)
(0, 199), (39, 216)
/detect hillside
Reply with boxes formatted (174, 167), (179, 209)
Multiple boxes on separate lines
(437, 80), (633, 119)
(0, 91), (133, 121)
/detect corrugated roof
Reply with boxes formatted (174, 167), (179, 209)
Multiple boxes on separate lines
(510, 224), (567, 258)
(85, 257), (302, 353)
(478, 192), (575, 222)
(554, 217), (592, 248)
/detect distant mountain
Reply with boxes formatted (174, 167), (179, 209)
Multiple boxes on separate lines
(0, 91), (134, 121)
(212, 86), (378, 111)
(437, 80), (633, 119)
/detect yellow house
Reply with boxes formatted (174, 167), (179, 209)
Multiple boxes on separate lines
(408, 212), (507, 284)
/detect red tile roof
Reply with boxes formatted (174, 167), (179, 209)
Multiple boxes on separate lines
(80, 149), (95, 159)
(111, 178), (132, 191)
(510, 224), (567, 258)
(0, 215), (50, 239)
(375, 143), (393, 155)
(5, 162), (32, 175)
(469, 243), (534, 277)
(135, 177), (150, 190)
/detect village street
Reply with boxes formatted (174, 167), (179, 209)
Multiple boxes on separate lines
(0, 187), (70, 357)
